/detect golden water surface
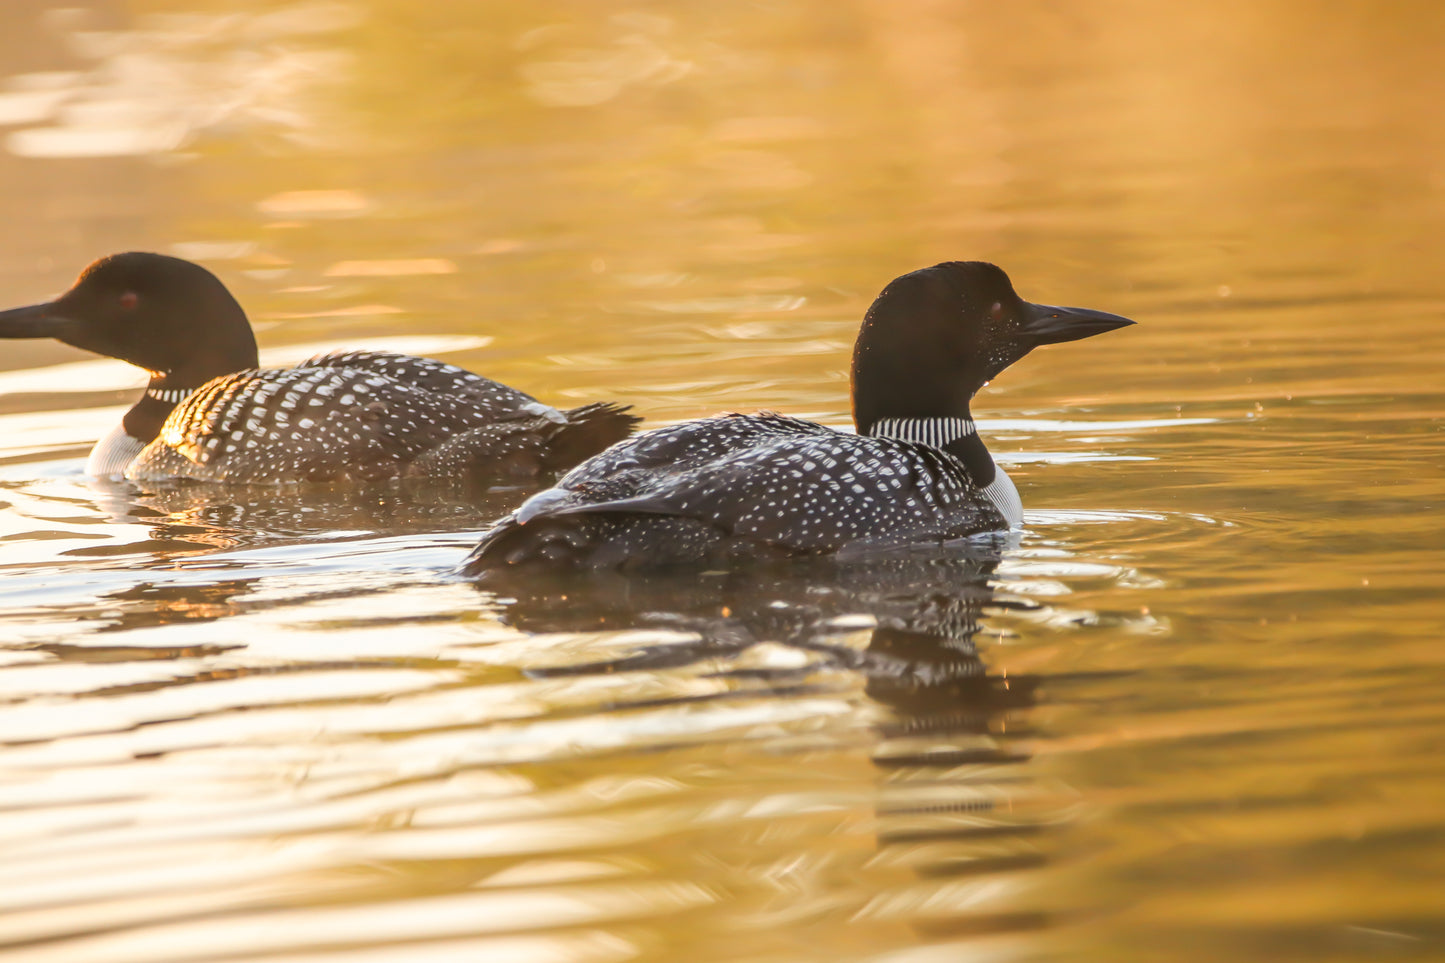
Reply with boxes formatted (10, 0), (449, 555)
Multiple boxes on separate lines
(1, 2), (1443, 961)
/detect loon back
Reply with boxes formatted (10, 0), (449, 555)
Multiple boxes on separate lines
(0, 253), (638, 484)
(464, 261), (1134, 575)
(121, 350), (638, 485)
(462, 413), (1007, 573)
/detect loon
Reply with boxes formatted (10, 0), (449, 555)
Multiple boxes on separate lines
(0, 252), (639, 484)
(462, 261), (1133, 574)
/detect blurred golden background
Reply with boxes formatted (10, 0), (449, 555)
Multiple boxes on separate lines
(1, 4), (1443, 963)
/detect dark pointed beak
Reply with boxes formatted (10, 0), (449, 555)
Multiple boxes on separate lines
(1018, 302), (1135, 345)
(0, 301), (76, 339)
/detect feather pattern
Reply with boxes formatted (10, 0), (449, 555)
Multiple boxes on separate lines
(464, 413), (1004, 572)
(126, 351), (636, 484)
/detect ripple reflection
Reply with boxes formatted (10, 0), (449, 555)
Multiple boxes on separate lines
(480, 548), (1120, 942)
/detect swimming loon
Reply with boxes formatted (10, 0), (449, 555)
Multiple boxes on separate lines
(462, 261), (1133, 574)
(0, 252), (639, 484)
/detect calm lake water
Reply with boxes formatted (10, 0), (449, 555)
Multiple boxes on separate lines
(2, 2), (1443, 961)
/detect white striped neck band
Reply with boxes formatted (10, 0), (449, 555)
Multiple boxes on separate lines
(867, 417), (976, 448)
(145, 386), (193, 404)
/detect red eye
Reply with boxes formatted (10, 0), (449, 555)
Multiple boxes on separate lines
(119, 292), (138, 310)
(989, 301), (1005, 322)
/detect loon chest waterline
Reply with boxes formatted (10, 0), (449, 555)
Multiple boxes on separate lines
(866, 416), (1022, 528)
(0, 252), (638, 484)
(87, 423), (146, 478)
(464, 260), (1134, 574)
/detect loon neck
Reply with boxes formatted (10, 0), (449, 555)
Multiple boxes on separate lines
(120, 373), (205, 445)
(865, 414), (1021, 526)
(867, 415), (975, 449)
(143, 382), (195, 405)
(866, 414), (998, 487)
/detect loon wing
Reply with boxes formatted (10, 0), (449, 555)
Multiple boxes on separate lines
(515, 426), (998, 553)
(300, 350), (546, 417)
(130, 365), (503, 483)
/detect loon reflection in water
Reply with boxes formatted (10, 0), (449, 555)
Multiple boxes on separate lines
(481, 548), (1077, 936)
(488, 548), (1042, 723)
(0, 253), (639, 485)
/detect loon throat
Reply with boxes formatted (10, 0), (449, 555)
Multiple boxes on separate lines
(866, 416), (976, 448)
(144, 385), (195, 405)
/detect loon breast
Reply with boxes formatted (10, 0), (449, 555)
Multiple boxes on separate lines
(119, 351), (636, 485)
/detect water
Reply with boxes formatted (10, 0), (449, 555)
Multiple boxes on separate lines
(2, 2), (1444, 961)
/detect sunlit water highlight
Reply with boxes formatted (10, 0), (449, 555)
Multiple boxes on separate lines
(2, 2), (1444, 962)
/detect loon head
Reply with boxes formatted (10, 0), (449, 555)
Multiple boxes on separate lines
(849, 261), (1134, 434)
(0, 252), (260, 391)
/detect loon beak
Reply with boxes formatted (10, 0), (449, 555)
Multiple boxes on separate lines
(0, 300), (76, 339)
(1018, 302), (1135, 345)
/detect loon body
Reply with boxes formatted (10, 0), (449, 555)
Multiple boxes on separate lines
(0, 253), (638, 484)
(463, 261), (1133, 574)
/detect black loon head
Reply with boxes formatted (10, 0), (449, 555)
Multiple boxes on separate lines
(0, 252), (260, 390)
(850, 261), (1134, 434)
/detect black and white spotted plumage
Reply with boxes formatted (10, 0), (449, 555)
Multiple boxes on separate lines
(126, 352), (634, 484)
(299, 350), (542, 414)
(467, 413), (1003, 568)
(0, 254), (638, 485)
(463, 261), (1134, 574)
(464, 415), (1007, 572)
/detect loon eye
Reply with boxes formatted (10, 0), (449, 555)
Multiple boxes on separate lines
(989, 301), (1005, 322)
(119, 292), (139, 311)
